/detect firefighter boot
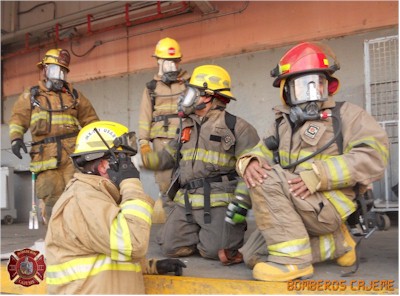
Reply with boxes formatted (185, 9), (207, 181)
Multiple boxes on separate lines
(253, 262), (314, 282)
(336, 223), (356, 266)
(218, 249), (243, 266)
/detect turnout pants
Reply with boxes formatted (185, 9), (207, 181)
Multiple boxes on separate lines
(157, 205), (246, 259)
(243, 165), (350, 266)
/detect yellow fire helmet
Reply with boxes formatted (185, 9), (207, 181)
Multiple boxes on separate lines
(37, 48), (71, 72)
(153, 37), (182, 59)
(189, 65), (236, 103)
(71, 121), (137, 166)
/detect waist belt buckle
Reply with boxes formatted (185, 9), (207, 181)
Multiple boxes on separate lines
(188, 179), (204, 190)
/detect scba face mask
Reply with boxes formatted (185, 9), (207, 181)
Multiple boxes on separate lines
(158, 59), (180, 84)
(177, 86), (209, 117)
(285, 74), (328, 127)
(45, 64), (68, 91)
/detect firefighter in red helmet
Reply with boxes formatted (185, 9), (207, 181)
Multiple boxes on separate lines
(234, 42), (389, 281)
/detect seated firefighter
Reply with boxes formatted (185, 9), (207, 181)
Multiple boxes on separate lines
(138, 65), (260, 264)
(232, 42), (389, 281)
(45, 121), (186, 294)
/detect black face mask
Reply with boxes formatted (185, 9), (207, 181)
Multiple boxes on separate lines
(289, 101), (321, 128)
(161, 71), (179, 85)
(45, 79), (64, 92)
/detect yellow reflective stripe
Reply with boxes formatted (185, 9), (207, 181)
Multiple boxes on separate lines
(268, 237), (311, 258)
(30, 111), (49, 125)
(9, 124), (25, 137)
(323, 190), (356, 221)
(121, 199), (153, 225)
(234, 180), (249, 196)
(325, 157), (351, 188)
(46, 254), (141, 285)
(165, 144), (177, 157)
(110, 214), (132, 261)
(30, 159), (58, 173)
(319, 233), (335, 261)
(150, 126), (177, 138)
(51, 114), (79, 126)
(181, 148), (236, 167)
(346, 136), (389, 165)
(279, 63), (291, 74)
(138, 121), (150, 131)
(174, 191), (233, 207)
(154, 104), (178, 111)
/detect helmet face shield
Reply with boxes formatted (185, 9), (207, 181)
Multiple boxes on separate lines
(287, 74), (328, 105)
(45, 64), (68, 81)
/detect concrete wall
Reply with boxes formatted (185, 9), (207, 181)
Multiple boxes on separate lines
(1, 27), (397, 222)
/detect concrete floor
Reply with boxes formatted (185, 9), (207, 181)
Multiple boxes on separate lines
(1, 214), (398, 286)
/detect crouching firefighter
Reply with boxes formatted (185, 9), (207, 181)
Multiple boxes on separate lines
(235, 42), (389, 282)
(136, 65), (260, 264)
(45, 121), (186, 294)
(9, 48), (99, 223)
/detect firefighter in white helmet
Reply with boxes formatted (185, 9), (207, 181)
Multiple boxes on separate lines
(9, 48), (99, 223)
(138, 37), (190, 223)
(138, 65), (260, 265)
(235, 42), (389, 281)
(45, 121), (186, 294)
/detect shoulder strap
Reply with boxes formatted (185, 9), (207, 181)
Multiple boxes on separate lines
(225, 111), (237, 154)
(332, 101), (345, 154)
(146, 79), (157, 112)
(224, 111), (237, 136)
(72, 88), (79, 99)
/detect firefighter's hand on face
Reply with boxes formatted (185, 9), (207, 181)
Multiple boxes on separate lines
(107, 153), (140, 187)
(288, 177), (312, 200)
(139, 139), (152, 156)
(243, 159), (271, 188)
(156, 259), (187, 276)
(11, 139), (27, 159)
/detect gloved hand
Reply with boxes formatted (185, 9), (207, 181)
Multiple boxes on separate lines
(225, 201), (249, 225)
(156, 259), (187, 276)
(139, 139), (152, 156)
(107, 153), (140, 187)
(11, 139), (27, 159)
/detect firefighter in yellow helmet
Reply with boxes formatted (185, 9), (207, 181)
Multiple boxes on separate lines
(137, 65), (260, 264)
(235, 42), (389, 281)
(45, 121), (186, 294)
(9, 48), (99, 223)
(138, 37), (190, 223)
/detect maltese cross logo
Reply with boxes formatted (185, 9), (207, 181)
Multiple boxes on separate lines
(7, 248), (46, 287)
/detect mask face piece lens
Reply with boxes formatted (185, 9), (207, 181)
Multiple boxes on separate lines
(182, 87), (200, 107)
(288, 74), (328, 105)
(46, 64), (67, 81)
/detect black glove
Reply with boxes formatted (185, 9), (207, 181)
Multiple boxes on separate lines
(107, 153), (140, 187)
(156, 259), (187, 276)
(11, 139), (27, 159)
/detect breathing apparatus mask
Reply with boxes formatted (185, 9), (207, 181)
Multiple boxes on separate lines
(177, 86), (213, 117)
(45, 64), (68, 91)
(284, 74), (329, 127)
(158, 59), (180, 85)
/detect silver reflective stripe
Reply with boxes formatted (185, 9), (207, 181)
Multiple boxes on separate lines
(46, 254), (141, 285)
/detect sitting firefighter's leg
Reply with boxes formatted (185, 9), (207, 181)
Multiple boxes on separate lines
(156, 205), (198, 257)
(250, 166), (314, 281)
